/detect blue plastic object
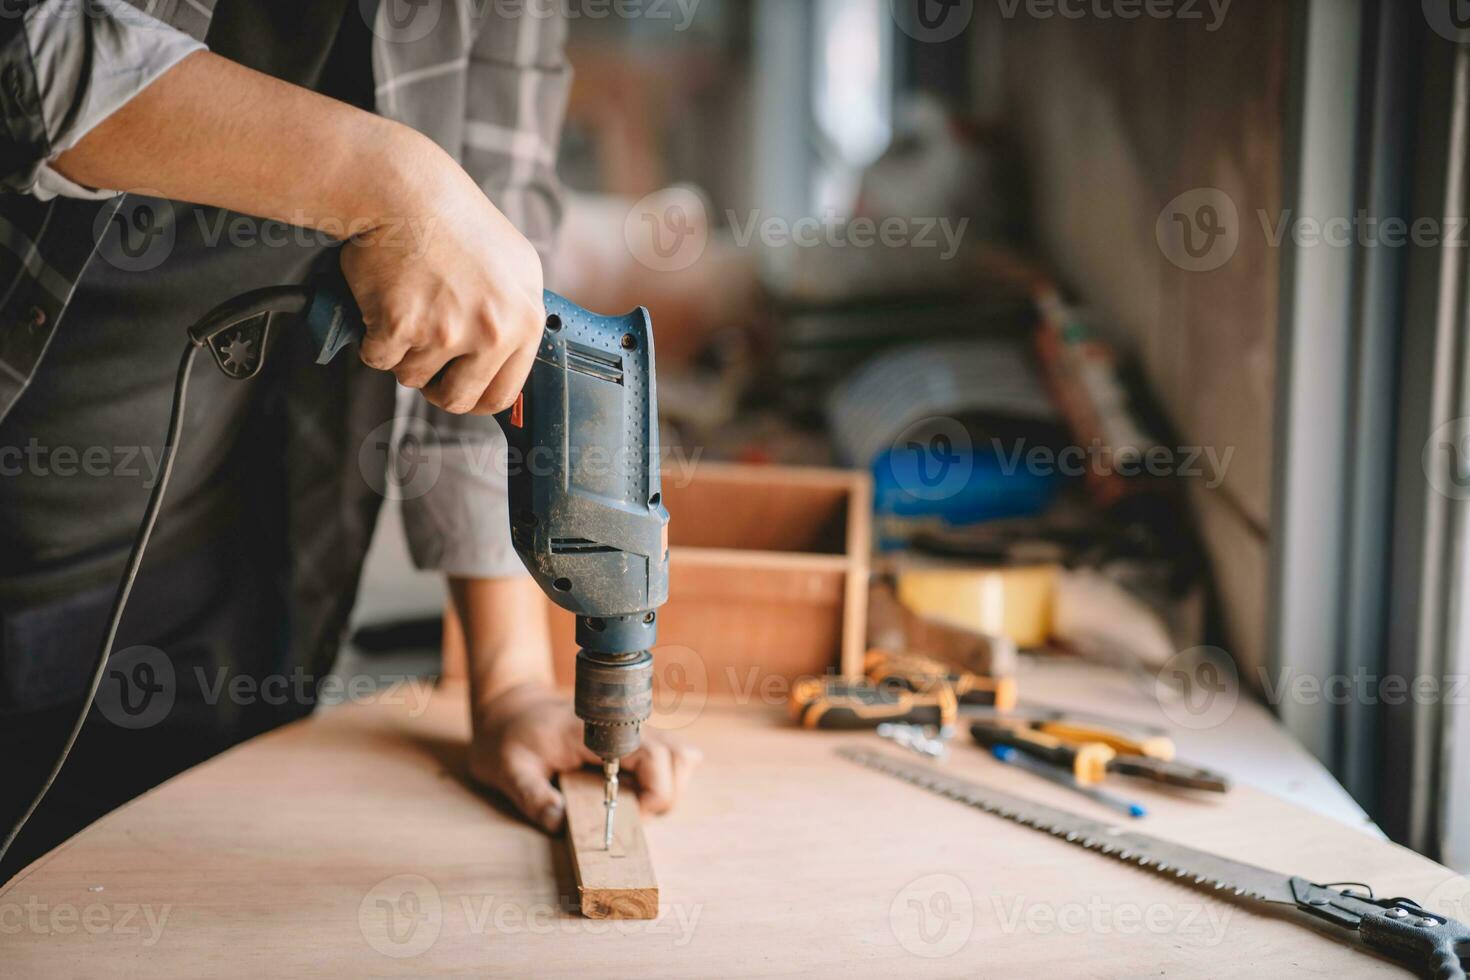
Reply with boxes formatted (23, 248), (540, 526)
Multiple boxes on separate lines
(871, 442), (1061, 547)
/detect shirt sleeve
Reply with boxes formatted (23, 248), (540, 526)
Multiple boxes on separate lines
(1, 0), (204, 200)
(395, 386), (528, 580)
(396, 6), (573, 580)
(458, 3), (571, 264)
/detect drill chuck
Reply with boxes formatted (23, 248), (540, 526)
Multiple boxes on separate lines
(570, 591), (662, 763)
(574, 647), (654, 761)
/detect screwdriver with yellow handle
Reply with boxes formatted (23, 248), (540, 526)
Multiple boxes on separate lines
(1028, 719), (1176, 762)
(969, 719), (1230, 792)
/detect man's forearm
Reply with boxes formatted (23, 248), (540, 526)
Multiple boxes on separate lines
(448, 576), (555, 714)
(54, 46), (546, 417)
(54, 51), (443, 235)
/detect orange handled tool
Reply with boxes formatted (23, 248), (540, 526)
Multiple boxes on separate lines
(789, 677), (958, 730)
(863, 649), (1018, 711)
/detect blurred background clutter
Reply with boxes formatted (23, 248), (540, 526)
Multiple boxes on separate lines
(351, 1), (1470, 871)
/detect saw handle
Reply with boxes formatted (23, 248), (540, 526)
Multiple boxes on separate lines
(1361, 906), (1469, 979)
(1357, 903), (1469, 980)
(1289, 878), (1470, 979)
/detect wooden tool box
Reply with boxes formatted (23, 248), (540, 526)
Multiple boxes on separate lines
(549, 462), (872, 693)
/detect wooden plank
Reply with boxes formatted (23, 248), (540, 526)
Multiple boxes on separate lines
(561, 769), (658, 920)
(6, 674), (1455, 977)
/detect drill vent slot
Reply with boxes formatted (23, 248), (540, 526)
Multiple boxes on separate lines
(566, 341), (624, 385)
(552, 538), (618, 555)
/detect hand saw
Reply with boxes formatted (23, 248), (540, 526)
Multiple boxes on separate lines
(840, 747), (1470, 978)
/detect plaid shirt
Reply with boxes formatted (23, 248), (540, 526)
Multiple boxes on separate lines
(0, 0), (570, 665)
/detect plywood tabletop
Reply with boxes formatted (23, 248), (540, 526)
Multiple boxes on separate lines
(4, 679), (1468, 977)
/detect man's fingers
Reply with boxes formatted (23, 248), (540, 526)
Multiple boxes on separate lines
(390, 347), (453, 390)
(500, 750), (565, 833)
(473, 331), (539, 416)
(626, 742), (676, 815)
(425, 352), (503, 415)
(358, 326), (415, 373)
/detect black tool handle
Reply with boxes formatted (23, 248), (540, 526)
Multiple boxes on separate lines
(1289, 878), (1470, 979)
(791, 679), (951, 730)
(970, 720), (1116, 785)
(1107, 755), (1231, 793)
(1358, 904), (1469, 979)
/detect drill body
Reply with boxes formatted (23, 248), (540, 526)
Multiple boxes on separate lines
(303, 285), (671, 767)
(500, 292), (670, 764)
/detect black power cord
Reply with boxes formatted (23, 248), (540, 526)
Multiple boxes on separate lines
(0, 286), (316, 869)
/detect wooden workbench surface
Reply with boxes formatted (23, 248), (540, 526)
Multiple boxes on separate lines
(5, 678), (1467, 977)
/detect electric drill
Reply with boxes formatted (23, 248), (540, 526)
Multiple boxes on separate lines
(1, 278), (668, 867)
(198, 278), (670, 846)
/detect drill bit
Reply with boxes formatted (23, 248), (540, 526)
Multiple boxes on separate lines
(602, 759), (619, 850)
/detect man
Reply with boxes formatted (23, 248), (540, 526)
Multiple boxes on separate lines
(0, 0), (697, 881)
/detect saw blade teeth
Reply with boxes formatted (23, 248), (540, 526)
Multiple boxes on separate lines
(843, 750), (1296, 913)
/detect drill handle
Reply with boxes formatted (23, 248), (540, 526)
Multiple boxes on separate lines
(304, 272), (672, 627)
(302, 273), (533, 429)
(301, 273), (541, 448)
